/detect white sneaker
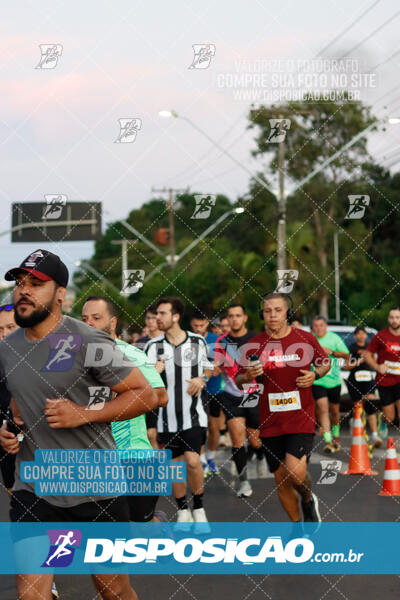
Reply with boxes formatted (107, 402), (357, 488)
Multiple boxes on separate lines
(192, 507), (211, 533)
(237, 480), (253, 498)
(51, 582), (60, 600)
(256, 458), (268, 478)
(176, 508), (193, 531)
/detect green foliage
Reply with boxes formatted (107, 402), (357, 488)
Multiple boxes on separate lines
(74, 101), (399, 331)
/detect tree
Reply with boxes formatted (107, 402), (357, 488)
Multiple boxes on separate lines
(248, 95), (378, 316)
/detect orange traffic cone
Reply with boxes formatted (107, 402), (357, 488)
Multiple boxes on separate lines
(379, 438), (400, 496)
(344, 403), (377, 475)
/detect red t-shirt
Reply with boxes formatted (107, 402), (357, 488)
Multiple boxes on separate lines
(237, 328), (328, 438)
(367, 328), (400, 387)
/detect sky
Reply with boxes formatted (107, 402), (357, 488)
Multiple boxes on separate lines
(1, 0), (400, 282)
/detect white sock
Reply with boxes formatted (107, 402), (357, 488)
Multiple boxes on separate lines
(207, 450), (216, 460)
(200, 453), (207, 464)
(371, 432), (378, 438)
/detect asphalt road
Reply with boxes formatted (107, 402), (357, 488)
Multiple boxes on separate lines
(1, 427), (399, 599)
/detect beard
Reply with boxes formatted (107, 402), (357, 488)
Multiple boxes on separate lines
(14, 297), (55, 328)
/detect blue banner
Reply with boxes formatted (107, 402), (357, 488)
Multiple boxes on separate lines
(20, 449), (186, 496)
(1, 522), (399, 574)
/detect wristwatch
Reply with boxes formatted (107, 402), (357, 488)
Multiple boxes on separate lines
(314, 370), (321, 380)
(201, 374), (209, 383)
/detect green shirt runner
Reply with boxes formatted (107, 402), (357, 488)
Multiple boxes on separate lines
(312, 330), (349, 388)
(111, 339), (164, 450)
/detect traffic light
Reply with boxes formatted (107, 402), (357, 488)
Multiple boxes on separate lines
(154, 228), (169, 245)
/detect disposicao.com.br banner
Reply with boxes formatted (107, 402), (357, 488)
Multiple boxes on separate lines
(1, 522), (399, 575)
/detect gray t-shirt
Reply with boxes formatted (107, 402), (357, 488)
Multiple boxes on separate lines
(0, 315), (135, 507)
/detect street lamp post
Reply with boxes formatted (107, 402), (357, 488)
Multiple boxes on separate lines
(111, 240), (129, 290)
(333, 230), (342, 322)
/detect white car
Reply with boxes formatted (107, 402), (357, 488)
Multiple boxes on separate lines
(302, 324), (378, 399)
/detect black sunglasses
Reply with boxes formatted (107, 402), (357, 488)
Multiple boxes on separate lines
(0, 304), (14, 312)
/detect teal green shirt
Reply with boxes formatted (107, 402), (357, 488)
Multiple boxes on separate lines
(312, 331), (349, 388)
(111, 339), (164, 450)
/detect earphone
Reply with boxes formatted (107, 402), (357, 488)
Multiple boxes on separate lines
(173, 316), (178, 322)
(259, 291), (295, 324)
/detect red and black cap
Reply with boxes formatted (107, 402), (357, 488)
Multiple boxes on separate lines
(5, 249), (69, 287)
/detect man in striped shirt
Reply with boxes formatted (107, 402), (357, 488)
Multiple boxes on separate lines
(145, 297), (214, 526)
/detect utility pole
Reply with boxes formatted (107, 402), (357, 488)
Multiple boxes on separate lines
(151, 187), (187, 269)
(251, 108), (312, 271)
(111, 240), (128, 290)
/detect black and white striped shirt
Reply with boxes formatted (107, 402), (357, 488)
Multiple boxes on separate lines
(144, 332), (211, 433)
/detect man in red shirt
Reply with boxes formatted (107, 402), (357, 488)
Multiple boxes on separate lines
(365, 307), (400, 428)
(236, 292), (330, 523)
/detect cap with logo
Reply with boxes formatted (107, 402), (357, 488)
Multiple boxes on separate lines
(5, 249), (69, 287)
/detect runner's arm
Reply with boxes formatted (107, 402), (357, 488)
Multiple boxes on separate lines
(364, 350), (386, 374)
(45, 367), (158, 428)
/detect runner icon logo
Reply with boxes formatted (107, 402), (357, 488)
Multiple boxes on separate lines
(345, 195), (370, 219)
(267, 119), (291, 143)
(42, 529), (82, 568)
(276, 269), (298, 293)
(115, 119), (142, 143)
(43, 195), (67, 220)
(317, 460), (342, 485)
(35, 44), (63, 69)
(240, 384), (264, 408)
(87, 386), (111, 411)
(191, 195), (216, 219)
(42, 334), (82, 372)
(121, 270), (145, 295)
(188, 44), (216, 70)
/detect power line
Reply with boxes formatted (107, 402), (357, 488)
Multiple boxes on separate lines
(339, 10), (400, 58)
(315, 0), (381, 57)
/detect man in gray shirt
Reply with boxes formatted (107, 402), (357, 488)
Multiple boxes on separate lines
(0, 249), (157, 600)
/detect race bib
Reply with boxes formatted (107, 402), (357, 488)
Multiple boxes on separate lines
(384, 361), (400, 375)
(268, 390), (301, 412)
(354, 370), (374, 382)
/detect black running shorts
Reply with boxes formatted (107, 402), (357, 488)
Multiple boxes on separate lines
(378, 383), (400, 407)
(261, 433), (315, 473)
(127, 495), (159, 522)
(312, 384), (341, 404)
(158, 426), (205, 458)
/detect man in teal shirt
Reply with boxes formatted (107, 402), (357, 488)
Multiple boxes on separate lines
(82, 296), (168, 521)
(311, 316), (349, 453)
